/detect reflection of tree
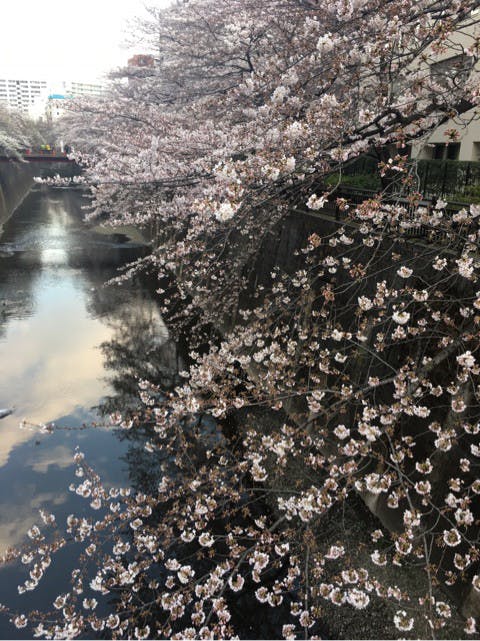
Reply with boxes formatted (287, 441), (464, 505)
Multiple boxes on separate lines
(94, 284), (183, 416)
(0, 264), (35, 340)
(89, 291), (298, 636)
(0, 192), (40, 340)
(95, 307), (301, 639)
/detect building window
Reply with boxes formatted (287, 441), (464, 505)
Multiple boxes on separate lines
(433, 143), (460, 160)
(430, 54), (473, 88)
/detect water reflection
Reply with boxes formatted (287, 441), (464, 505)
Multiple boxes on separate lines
(0, 187), (149, 470)
(0, 186), (165, 639)
(0, 187), (297, 640)
(96, 295), (182, 415)
(0, 272), (113, 467)
(39, 199), (69, 265)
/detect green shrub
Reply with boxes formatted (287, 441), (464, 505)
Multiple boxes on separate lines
(325, 172), (381, 190)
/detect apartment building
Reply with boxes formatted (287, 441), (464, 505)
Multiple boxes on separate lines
(68, 81), (104, 98)
(0, 77), (105, 120)
(0, 78), (48, 114)
(411, 8), (480, 162)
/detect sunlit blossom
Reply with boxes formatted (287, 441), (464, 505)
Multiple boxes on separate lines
(443, 528), (461, 547)
(392, 311), (410, 325)
(394, 610), (414, 631)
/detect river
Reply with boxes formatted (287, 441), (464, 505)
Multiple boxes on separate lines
(0, 186), (305, 641)
(0, 186), (179, 638)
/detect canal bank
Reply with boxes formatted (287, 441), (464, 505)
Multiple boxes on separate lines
(0, 162), (36, 228)
(0, 159), (82, 230)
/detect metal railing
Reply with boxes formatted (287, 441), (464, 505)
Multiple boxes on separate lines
(316, 185), (472, 250)
(341, 156), (480, 200)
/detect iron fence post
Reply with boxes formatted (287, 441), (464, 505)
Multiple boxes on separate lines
(441, 161), (448, 197)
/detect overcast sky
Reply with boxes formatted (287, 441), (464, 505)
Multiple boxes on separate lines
(0, 1), (170, 82)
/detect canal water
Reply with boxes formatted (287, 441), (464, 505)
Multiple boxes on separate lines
(0, 186), (303, 641)
(0, 186), (178, 638)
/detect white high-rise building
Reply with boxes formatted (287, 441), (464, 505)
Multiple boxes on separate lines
(68, 81), (104, 97)
(0, 78), (48, 114)
(0, 77), (105, 119)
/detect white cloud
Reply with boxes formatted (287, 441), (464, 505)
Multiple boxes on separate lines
(0, 491), (68, 552)
(29, 445), (74, 473)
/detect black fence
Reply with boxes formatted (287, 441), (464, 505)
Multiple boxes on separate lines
(304, 184), (470, 252)
(415, 159), (480, 199)
(340, 156), (480, 200)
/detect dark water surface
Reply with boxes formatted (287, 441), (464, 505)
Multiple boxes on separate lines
(0, 187), (300, 641)
(0, 187), (175, 638)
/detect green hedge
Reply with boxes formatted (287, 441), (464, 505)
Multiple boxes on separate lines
(324, 172), (381, 191)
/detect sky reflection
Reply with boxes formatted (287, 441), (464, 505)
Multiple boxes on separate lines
(0, 188), (151, 556)
(0, 271), (113, 467)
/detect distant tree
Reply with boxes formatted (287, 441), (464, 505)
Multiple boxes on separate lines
(0, 105), (45, 158)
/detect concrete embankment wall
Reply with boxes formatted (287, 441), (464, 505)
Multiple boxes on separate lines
(0, 161), (36, 227)
(0, 160), (82, 229)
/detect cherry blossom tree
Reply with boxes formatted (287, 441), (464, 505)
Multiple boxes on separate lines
(4, 0), (480, 638)
(0, 105), (44, 158)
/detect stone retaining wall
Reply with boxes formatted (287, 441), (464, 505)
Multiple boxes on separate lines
(0, 160), (81, 229)
(0, 161), (36, 227)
